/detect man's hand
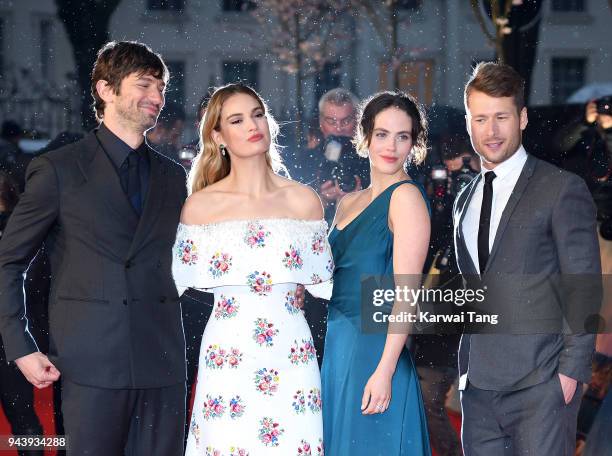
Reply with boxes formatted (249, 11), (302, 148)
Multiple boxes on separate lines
(319, 176), (362, 204)
(599, 114), (612, 130)
(558, 373), (577, 405)
(15, 352), (61, 389)
(295, 284), (306, 309)
(586, 100), (598, 124)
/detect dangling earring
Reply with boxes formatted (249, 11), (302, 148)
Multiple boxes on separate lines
(220, 144), (227, 157)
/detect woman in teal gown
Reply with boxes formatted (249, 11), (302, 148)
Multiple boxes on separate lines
(321, 91), (432, 455)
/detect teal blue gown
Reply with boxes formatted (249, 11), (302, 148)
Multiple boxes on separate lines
(321, 180), (432, 455)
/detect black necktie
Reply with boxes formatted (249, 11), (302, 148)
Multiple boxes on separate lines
(478, 171), (496, 274)
(120, 151), (142, 215)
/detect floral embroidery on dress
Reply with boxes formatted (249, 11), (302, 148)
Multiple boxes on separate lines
(176, 239), (198, 265)
(229, 396), (245, 419)
(258, 417), (284, 447)
(316, 439), (324, 456)
(297, 439), (312, 455)
(209, 252), (232, 278)
(253, 318), (279, 347)
(204, 344), (226, 369)
(229, 448), (249, 456)
(310, 273), (322, 284)
(204, 345), (242, 369)
(307, 388), (322, 413)
(311, 233), (326, 255)
(205, 448), (221, 456)
(190, 421), (201, 447)
(253, 368), (280, 396)
(226, 347), (243, 369)
(244, 222), (270, 248)
(326, 258), (334, 274)
(288, 338), (317, 365)
(284, 290), (300, 315)
(214, 295), (239, 319)
(203, 394), (225, 420)
(292, 390), (306, 414)
(283, 245), (304, 270)
(246, 271), (273, 296)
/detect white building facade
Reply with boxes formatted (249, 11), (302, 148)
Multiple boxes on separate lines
(0, 0), (610, 139)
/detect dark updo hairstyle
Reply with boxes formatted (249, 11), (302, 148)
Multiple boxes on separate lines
(354, 91), (428, 165)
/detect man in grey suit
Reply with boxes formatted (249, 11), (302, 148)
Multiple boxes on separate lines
(453, 62), (601, 455)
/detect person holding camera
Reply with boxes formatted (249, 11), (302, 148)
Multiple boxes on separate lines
(563, 96), (612, 187)
(294, 88), (370, 224)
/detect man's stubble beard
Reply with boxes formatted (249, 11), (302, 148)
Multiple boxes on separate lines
(116, 100), (158, 134)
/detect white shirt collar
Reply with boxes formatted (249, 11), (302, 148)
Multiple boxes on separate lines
(480, 145), (527, 181)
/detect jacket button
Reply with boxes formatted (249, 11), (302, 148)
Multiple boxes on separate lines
(125, 260), (132, 269)
(160, 296), (167, 303)
(123, 299), (128, 306)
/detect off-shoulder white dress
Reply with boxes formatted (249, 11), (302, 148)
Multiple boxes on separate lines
(172, 219), (333, 456)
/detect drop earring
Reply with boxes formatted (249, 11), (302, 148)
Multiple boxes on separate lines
(220, 144), (227, 156)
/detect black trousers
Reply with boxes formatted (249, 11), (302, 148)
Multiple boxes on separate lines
(61, 380), (185, 456)
(461, 375), (582, 456)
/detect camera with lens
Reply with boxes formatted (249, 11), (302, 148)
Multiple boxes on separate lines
(596, 96), (612, 116)
(430, 155), (479, 202)
(324, 135), (369, 192)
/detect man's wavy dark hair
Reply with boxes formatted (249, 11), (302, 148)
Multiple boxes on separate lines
(90, 41), (169, 121)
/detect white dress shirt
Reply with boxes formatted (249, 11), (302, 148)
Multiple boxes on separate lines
(462, 145), (528, 274)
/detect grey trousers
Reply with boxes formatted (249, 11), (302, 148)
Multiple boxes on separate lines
(461, 375), (582, 456)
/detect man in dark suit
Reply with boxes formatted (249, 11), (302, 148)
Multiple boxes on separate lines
(0, 41), (187, 455)
(453, 62), (601, 455)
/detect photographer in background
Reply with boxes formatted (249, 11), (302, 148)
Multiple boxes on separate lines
(563, 96), (612, 190)
(309, 88), (370, 224)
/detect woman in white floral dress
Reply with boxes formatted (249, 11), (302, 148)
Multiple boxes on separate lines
(172, 83), (332, 456)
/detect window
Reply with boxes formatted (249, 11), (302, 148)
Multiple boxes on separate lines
(398, 0), (422, 10)
(222, 61), (259, 89)
(165, 61), (186, 107)
(40, 19), (53, 79)
(148, 0), (184, 11)
(551, 57), (586, 104)
(552, 0), (585, 12)
(222, 0), (256, 12)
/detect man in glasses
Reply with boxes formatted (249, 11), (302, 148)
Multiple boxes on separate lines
(316, 89), (369, 221)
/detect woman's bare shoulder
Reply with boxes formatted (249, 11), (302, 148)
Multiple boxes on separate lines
(276, 176), (324, 220)
(180, 188), (228, 225)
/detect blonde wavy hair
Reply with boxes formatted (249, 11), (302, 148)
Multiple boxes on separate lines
(187, 83), (283, 194)
(353, 90), (428, 165)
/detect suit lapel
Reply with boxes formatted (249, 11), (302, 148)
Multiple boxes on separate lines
(457, 175), (481, 275)
(77, 132), (139, 230)
(484, 154), (537, 273)
(127, 148), (167, 258)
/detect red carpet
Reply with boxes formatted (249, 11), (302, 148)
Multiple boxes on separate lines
(0, 386), (57, 455)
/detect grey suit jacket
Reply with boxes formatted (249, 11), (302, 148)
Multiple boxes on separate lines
(453, 153), (600, 391)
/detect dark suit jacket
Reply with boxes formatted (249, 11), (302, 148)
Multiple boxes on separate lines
(0, 132), (187, 389)
(453, 154), (601, 391)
